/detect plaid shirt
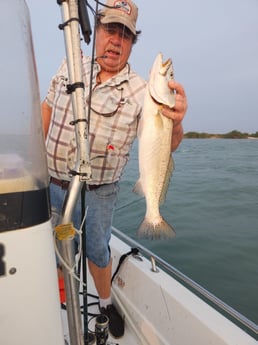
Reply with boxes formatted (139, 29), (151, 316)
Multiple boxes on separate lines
(45, 56), (146, 184)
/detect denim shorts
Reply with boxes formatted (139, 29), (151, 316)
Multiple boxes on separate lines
(50, 181), (119, 268)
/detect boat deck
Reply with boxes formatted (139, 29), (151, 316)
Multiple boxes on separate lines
(61, 263), (141, 345)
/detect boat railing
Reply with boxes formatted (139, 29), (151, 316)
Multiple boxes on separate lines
(112, 226), (258, 338)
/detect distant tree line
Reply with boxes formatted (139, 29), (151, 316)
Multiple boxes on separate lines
(184, 130), (258, 139)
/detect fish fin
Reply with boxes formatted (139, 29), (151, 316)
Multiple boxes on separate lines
(133, 179), (145, 196)
(137, 217), (176, 240)
(159, 156), (174, 204)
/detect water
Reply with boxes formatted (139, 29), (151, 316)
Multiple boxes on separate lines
(113, 139), (258, 325)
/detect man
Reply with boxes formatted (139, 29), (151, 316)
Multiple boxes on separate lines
(41, 0), (187, 338)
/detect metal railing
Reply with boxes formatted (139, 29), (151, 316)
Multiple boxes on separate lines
(112, 226), (258, 338)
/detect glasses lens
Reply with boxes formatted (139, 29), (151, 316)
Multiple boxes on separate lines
(102, 23), (133, 40)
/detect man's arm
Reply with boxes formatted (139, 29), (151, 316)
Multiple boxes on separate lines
(41, 101), (52, 138)
(161, 80), (188, 151)
(171, 121), (184, 152)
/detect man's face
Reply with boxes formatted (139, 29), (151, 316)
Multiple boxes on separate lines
(95, 23), (134, 75)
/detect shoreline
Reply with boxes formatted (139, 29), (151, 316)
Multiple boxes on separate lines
(183, 136), (258, 139)
(183, 130), (258, 139)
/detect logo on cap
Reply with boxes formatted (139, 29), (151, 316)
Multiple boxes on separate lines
(114, 1), (132, 15)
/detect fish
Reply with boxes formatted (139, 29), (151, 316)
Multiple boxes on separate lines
(133, 53), (176, 240)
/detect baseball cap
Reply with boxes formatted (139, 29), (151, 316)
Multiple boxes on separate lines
(99, 0), (138, 35)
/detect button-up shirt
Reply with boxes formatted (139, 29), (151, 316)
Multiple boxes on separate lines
(45, 56), (146, 184)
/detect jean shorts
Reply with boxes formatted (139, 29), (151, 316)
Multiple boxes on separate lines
(50, 181), (119, 268)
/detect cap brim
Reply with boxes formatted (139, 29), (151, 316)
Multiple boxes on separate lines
(100, 15), (136, 35)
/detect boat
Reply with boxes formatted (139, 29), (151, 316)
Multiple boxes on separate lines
(0, 1), (257, 345)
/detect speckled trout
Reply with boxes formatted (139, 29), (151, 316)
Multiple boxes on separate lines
(134, 53), (176, 239)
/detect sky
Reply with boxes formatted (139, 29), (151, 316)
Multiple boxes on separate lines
(26, 0), (258, 134)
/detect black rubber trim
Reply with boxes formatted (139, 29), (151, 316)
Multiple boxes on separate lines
(0, 187), (51, 232)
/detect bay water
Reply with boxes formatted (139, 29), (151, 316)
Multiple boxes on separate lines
(113, 138), (258, 325)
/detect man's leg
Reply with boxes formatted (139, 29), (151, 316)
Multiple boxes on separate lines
(88, 258), (112, 299)
(85, 183), (124, 338)
(88, 258), (124, 338)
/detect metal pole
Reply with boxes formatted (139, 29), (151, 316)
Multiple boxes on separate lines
(58, 0), (91, 180)
(60, 177), (84, 345)
(55, 1), (92, 344)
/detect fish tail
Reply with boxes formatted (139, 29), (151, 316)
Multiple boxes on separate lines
(137, 217), (176, 240)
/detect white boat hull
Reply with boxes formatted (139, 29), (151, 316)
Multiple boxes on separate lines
(109, 235), (257, 345)
(0, 221), (64, 345)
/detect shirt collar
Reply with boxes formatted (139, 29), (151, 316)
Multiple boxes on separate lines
(93, 60), (130, 87)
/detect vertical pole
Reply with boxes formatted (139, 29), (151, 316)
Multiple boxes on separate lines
(56, 1), (92, 344)
(59, 177), (84, 345)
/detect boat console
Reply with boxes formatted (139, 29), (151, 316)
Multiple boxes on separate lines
(0, 2), (63, 345)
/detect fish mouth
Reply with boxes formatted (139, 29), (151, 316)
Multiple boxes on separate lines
(160, 58), (173, 77)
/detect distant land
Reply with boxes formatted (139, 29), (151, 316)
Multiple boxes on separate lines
(184, 130), (258, 139)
